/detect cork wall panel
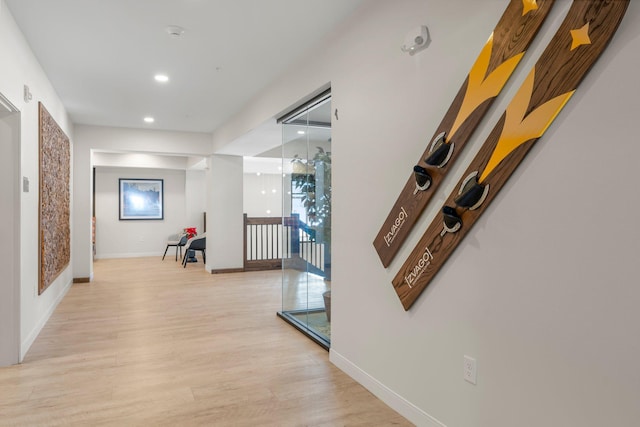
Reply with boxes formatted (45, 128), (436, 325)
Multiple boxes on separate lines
(39, 102), (70, 294)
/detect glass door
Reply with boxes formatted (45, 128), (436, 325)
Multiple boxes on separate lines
(279, 92), (332, 348)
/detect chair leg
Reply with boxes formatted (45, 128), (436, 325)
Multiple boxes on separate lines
(182, 251), (187, 268)
(162, 245), (170, 260)
(202, 250), (206, 264)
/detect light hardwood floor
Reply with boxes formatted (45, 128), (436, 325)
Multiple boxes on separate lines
(0, 257), (411, 426)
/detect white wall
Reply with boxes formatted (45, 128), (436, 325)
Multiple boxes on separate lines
(94, 167), (191, 258)
(212, 1), (640, 425)
(0, 0), (74, 360)
(206, 155), (244, 271)
(93, 152), (190, 170)
(243, 173), (284, 217)
(185, 169), (206, 233)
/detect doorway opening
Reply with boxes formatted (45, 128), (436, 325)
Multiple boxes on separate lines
(0, 92), (21, 366)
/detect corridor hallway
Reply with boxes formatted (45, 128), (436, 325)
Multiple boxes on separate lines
(0, 257), (409, 426)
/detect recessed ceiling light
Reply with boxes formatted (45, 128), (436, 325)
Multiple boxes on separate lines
(154, 74), (169, 83)
(297, 130), (305, 135)
(144, 117), (155, 123)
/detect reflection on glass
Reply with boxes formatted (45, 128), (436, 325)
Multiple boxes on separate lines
(279, 93), (332, 349)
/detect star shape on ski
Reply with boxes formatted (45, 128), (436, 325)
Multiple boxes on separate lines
(570, 22), (591, 51)
(522, 0), (538, 16)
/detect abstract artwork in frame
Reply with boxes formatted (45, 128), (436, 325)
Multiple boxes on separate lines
(119, 178), (164, 220)
(39, 102), (71, 295)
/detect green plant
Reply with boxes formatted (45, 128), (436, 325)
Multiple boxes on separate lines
(291, 147), (331, 243)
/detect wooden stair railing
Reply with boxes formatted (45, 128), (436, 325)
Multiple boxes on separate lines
(243, 214), (326, 275)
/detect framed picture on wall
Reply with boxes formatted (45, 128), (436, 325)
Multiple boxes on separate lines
(119, 178), (164, 220)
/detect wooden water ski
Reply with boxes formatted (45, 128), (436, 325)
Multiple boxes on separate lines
(392, 0), (629, 310)
(374, 0), (556, 268)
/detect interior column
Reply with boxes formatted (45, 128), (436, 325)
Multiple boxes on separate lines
(205, 154), (244, 272)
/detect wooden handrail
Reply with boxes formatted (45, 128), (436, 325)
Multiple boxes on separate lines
(243, 214), (325, 275)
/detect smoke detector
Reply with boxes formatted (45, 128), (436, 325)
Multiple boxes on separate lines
(165, 25), (185, 38)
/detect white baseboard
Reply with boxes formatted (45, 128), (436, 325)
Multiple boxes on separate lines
(21, 277), (73, 361)
(329, 349), (446, 427)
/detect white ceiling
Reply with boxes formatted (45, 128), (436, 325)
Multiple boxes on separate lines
(5, 0), (365, 134)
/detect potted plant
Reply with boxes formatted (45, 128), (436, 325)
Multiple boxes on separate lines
(290, 147), (331, 248)
(184, 227), (198, 262)
(291, 147), (332, 321)
(184, 227), (197, 239)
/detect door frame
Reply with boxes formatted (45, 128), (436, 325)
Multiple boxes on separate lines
(0, 92), (21, 366)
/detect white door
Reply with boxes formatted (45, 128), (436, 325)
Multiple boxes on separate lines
(0, 93), (20, 366)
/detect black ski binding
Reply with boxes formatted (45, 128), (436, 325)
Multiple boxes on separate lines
(455, 171), (489, 210)
(413, 165), (432, 193)
(442, 206), (462, 234)
(425, 131), (454, 168)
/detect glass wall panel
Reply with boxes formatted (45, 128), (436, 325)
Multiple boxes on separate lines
(279, 93), (331, 348)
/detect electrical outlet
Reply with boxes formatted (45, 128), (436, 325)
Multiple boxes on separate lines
(463, 355), (477, 385)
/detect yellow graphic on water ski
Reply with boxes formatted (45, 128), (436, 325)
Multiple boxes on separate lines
(479, 68), (574, 183)
(570, 22), (591, 50)
(522, 0), (538, 16)
(448, 33), (526, 140)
